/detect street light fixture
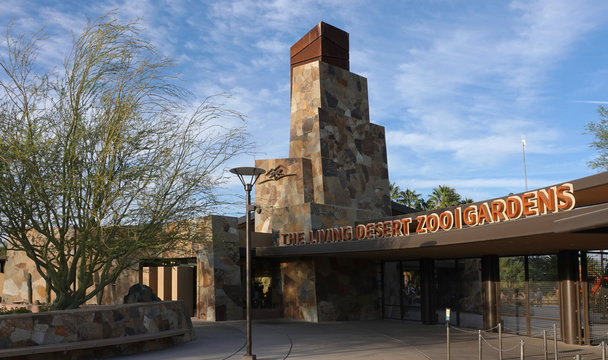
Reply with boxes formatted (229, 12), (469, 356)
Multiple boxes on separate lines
(230, 166), (265, 360)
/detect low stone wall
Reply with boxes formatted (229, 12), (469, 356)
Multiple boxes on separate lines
(0, 301), (193, 353)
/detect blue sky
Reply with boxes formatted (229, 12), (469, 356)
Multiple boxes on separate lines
(1, 0), (607, 215)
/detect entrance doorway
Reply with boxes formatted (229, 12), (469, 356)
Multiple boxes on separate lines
(140, 258), (196, 317)
(382, 260), (421, 321)
(435, 259), (483, 328)
(382, 258), (483, 328)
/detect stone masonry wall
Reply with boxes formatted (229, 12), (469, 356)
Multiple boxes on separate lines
(2, 250), (47, 304)
(254, 24), (391, 322)
(0, 301), (193, 350)
(314, 257), (380, 321)
(197, 215), (242, 321)
(289, 62), (389, 214)
(2, 249), (140, 306)
(280, 259), (317, 322)
(255, 60), (391, 238)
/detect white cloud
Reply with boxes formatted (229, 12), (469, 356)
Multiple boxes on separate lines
(1, 0), (606, 205)
(574, 100), (608, 104)
(388, 0), (606, 179)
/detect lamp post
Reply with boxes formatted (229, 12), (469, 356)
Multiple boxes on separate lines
(230, 166), (265, 360)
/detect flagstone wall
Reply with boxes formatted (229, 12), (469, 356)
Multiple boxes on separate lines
(0, 301), (193, 351)
(253, 22), (390, 322)
(196, 215), (242, 321)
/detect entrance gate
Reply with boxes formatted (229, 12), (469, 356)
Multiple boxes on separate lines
(498, 255), (561, 338)
(586, 250), (608, 344)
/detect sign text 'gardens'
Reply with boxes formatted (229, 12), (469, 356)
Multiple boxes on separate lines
(280, 183), (575, 246)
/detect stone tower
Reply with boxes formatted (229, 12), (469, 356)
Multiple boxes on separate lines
(255, 22), (391, 241)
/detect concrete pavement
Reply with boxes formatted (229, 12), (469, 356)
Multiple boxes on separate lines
(111, 319), (606, 359)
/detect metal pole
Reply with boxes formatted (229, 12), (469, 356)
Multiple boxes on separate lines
(499, 323), (503, 360)
(522, 136), (528, 191)
(244, 184), (255, 360)
(553, 323), (558, 360)
(478, 330), (482, 360)
(543, 330), (548, 360)
(602, 341), (606, 360)
(520, 339), (524, 360)
(446, 322), (450, 360)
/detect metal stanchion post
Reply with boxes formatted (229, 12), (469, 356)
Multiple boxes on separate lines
(543, 330), (548, 360)
(446, 308), (451, 360)
(446, 322), (450, 360)
(499, 323), (503, 360)
(520, 339), (524, 360)
(553, 323), (558, 360)
(602, 341), (606, 360)
(478, 330), (482, 360)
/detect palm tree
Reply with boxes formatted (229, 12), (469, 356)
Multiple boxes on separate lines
(402, 188), (427, 211)
(427, 185), (462, 209)
(389, 182), (404, 202)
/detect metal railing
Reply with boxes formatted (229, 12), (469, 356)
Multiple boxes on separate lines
(446, 322), (608, 360)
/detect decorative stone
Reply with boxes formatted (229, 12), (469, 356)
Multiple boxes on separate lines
(31, 323), (49, 345)
(10, 327), (31, 343)
(123, 284), (161, 303)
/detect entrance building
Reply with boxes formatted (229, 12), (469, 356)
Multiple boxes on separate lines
(3, 21), (608, 347)
(246, 22), (608, 346)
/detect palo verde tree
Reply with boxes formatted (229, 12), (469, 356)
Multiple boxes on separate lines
(586, 105), (608, 171)
(0, 16), (248, 309)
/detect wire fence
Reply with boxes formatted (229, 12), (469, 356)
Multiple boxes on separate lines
(445, 322), (608, 360)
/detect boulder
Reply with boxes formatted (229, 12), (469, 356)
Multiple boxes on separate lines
(123, 284), (161, 304)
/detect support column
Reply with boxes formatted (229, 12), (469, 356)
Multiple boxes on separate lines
(421, 259), (436, 324)
(481, 255), (500, 330)
(558, 250), (580, 344)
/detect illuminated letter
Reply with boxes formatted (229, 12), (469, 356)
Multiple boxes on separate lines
(356, 224), (366, 239)
(477, 202), (493, 225)
(289, 233), (297, 245)
(282, 233), (290, 245)
(400, 218), (412, 235)
(426, 213), (440, 232)
(439, 211), (454, 231)
(537, 187), (556, 214)
(521, 192), (539, 217)
(297, 232), (305, 245)
(416, 215), (427, 234)
(556, 183), (575, 210)
(506, 196), (522, 219)
(463, 206), (478, 226)
(490, 199), (507, 222)
(375, 222), (384, 238)
(392, 220), (402, 236)
(318, 229), (327, 243)
(454, 207), (462, 229)
(333, 228), (342, 241)
(365, 223), (375, 239)
(343, 226), (353, 240)
(383, 221), (392, 237)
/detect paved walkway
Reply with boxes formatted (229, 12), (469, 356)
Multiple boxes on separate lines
(112, 319), (606, 360)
